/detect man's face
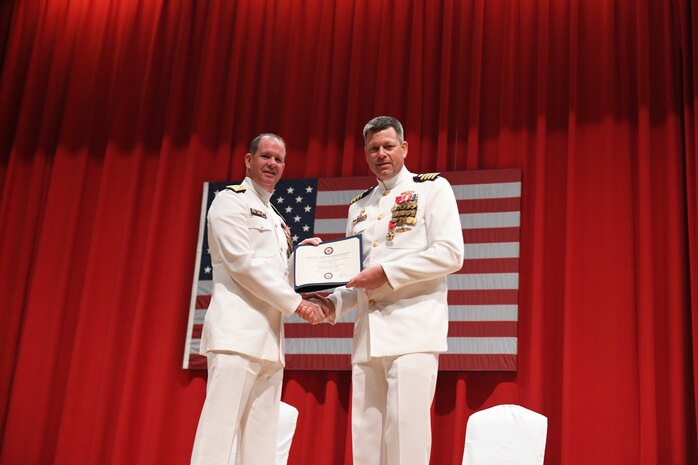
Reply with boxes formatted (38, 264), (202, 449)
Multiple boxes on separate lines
(245, 136), (286, 192)
(364, 127), (408, 181)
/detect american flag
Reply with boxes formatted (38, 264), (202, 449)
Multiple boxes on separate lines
(183, 169), (521, 370)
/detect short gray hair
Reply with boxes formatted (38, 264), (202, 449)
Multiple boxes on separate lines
(362, 116), (404, 144)
(249, 133), (285, 155)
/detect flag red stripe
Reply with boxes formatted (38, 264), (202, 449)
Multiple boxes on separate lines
(192, 319), (518, 339)
(198, 282), (519, 311)
(457, 197), (521, 213)
(188, 354), (208, 369)
(192, 324), (202, 338)
(317, 198), (520, 218)
(447, 321), (517, 337)
(317, 201), (520, 218)
(323, 229), (521, 244)
(196, 295), (211, 309)
(191, 352), (517, 371)
(442, 169), (521, 185)
(455, 258), (520, 273)
(315, 205), (350, 219)
(284, 322), (354, 338)
(448, 289), (519, 305)
(284, 354), (352, 370)
(319, 170), (521, 190)
(438, 353), (517, 371)
(282, 321), (517, 339)
(462, 227), (520, 244)
(318, 177), (374, 191)
(318, 233), (345, 241)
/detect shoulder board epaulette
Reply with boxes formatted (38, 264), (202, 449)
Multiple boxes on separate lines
(349, 186), (375, 204)
(225, 185), (246, 193)
(413, 173), (441, 182)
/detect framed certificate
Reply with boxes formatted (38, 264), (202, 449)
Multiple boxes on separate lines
(293, 235), (363, 292)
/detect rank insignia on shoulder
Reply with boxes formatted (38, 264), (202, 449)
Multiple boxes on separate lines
(413, 173), (441, 182)
(225, 185), (246, 193)
(250, 208), (267, 219)
(349, 186), (375, 204)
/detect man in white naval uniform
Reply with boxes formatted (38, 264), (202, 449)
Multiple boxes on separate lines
(311, 116), (464, 465)
(190, 134), (324, 465)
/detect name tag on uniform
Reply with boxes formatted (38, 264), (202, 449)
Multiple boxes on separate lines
(250, 208), (267, 219)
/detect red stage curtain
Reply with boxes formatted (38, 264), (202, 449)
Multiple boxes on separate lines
(1, 0), (697, 464)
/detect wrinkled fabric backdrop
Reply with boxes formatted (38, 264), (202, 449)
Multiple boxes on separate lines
(1, 0), (697, 464)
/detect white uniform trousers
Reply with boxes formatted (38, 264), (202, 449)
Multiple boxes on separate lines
(351, 353), (439, 465)
(191, 352), (283, 465)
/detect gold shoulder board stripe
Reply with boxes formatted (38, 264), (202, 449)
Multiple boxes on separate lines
(225, 185), (246, 193)
(350, 186), (375, 204)
(414, 173), (441, 182)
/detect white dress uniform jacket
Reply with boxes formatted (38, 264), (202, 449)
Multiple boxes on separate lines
(200, 177), (301, 364)
(329, 167), (464, 364)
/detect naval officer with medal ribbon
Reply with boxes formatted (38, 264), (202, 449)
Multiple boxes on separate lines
(306, 117), (464, 465)
(190, 133), (325, 465)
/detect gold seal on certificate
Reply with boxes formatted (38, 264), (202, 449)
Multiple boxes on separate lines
(293, 235), (363, 292)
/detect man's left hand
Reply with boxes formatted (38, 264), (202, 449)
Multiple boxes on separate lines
(299, 237), (322, 246)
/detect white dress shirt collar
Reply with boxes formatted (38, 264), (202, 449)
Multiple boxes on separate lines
(243, 177), (273, 205)
(378, 166), (412, 191)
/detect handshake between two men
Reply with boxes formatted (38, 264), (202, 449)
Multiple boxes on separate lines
(294, 293), (334, 325)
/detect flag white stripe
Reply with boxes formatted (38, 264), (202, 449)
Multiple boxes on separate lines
(183, 183), (211, 369)
(314, 218), (348, 234)
(284, 337), (517, 355)
(287, 306), (519, 323)
(316, 213), (520, 234)
(448, 273), (518, 290)
(302, 238), (520, 260)
(199, 274), (519, 297)
(447, 337), (518, 354)
(198, 269), (519, 300)
(287, 307), (517, 323)
(316, 190), (366, 205)
(198, 280), (213, 295)
(451, 182), (521, 200)
(316, 182), (521, 205)
(463, 242), (519, 259)
(448, 305), (518, 321)
(195, 306), (519, 325)
(461, 211), (520, 228)
(285, 338), (353, 354)
(288, 306), (519, 324)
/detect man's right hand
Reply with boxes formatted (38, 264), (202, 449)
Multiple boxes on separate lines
(296, 299), (326, 325)
(302, 293), (335, 321)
